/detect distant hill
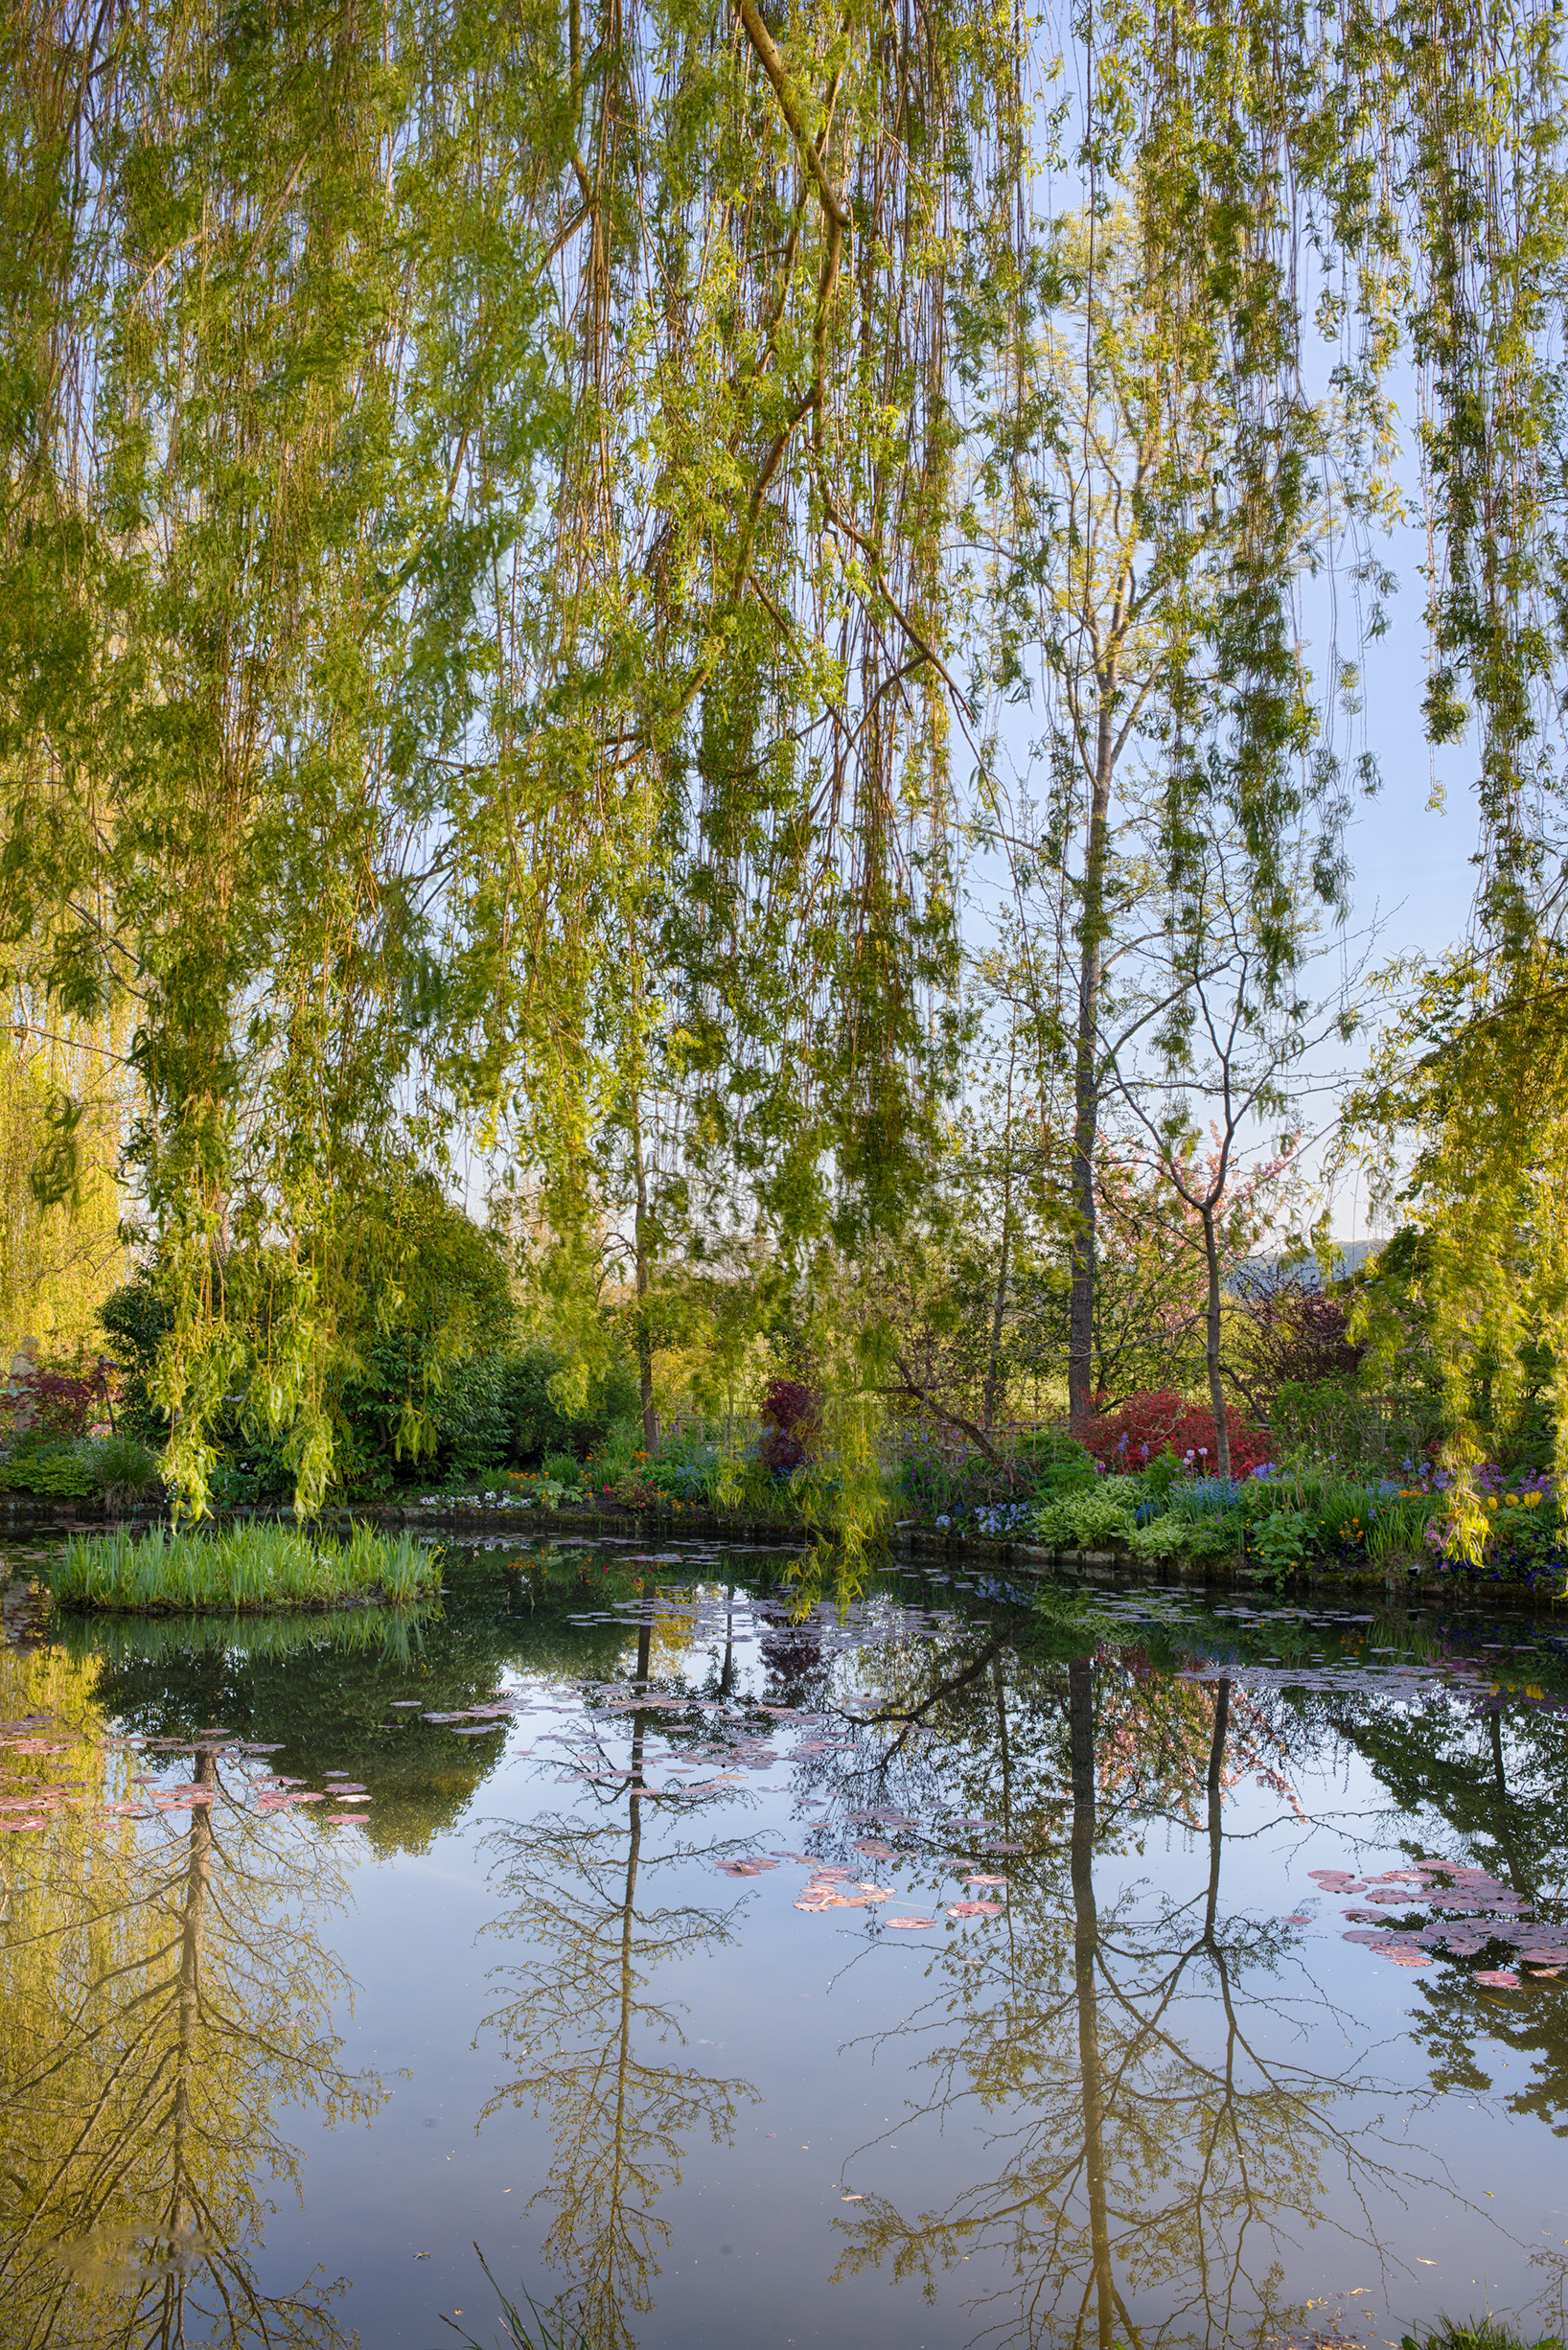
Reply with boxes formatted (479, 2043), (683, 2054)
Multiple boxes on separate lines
(1234, 1238), (1378, 1292)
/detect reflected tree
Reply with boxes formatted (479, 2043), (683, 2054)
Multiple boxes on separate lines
(813, 1632), (1462, 2350)
(0, 1647), (378, 2350)
(1326, 1684), (1568, 2131)
(477, 1648), (760, 2350)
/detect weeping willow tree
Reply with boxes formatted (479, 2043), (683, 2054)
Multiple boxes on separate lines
(0, 0), (1030, 1509)
(1336, 0), (1568, 1518)
(5, 0), (1565, 1517)
(0, 995), (128, 1363)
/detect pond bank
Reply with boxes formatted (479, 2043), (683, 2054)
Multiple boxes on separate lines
(0, 1494), (1562, 1612)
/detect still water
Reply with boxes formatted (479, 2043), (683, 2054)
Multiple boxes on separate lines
(4, 1536), (1568, 2350)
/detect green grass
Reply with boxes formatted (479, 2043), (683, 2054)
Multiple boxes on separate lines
(442, 2247), (585, 2348)
(48, 1521), (441, 1614)
(1400, 2321), (1566, 2350)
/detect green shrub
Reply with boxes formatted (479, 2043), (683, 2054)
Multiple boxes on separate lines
(1249, 1509), (1318, 1571)
(0, 1444), (98, 1499)
(1030, 1490), (1138, 1549)
(49, 1521), (441, 1613)
(99, 1274), (173, 1446)
(500, 1347), (640, 1467)
(83, 1432), (164, 1501)
(1014, 1428), (1098, 1500)
(1130, 1513), (1242, 1563)
(1141, 1444), (1185, 1501)
(1272, 1378), (1444, 1475)
(1095, 1474), (1145, 1509)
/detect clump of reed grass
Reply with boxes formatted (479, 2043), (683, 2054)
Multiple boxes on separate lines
(442, 2246), (584, 2349)
(1400, 2320), (1565, 2350)
(48, 1521), (441, 1614)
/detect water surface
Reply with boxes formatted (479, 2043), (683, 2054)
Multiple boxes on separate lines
(4, 1537), (1568, 2350)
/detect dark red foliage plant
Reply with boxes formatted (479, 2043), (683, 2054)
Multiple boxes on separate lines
(757, 1378), (821, 1473)
(3, 1361), (115, 1445)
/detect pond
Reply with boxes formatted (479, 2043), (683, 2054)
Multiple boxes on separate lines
(4, 1536), (1568, 2350)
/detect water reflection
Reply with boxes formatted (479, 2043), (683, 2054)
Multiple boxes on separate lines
(0, 1643), (377, 2350)
(479, 1632), (761, 2349)
(12, 1551), (1568, 2350)
(1330, 1677), (1568, 2125)
(820, 1631), (1530, 2350)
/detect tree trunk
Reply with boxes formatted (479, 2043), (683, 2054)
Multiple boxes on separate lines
(1068, 753), (1114, 1434)
(1201, 1204), (1230, 1478)
(632, 1109), (658, 1453)
(982, 1041), (1018, 1431)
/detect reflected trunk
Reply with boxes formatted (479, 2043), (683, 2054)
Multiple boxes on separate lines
(1068, 1657), (1114, 2349)
(158, 1747), (216, 2342)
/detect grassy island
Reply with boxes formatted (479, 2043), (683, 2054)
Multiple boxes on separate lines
(47, 1522), (440, 1614)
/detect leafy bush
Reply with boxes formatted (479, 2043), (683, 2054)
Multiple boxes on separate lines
(1249, 1509), (1317, 1571)
(1030, 1490), (1139, 1549)
(3, 1361), (116, 1444)
(1272, 1378), (1444, 1475)
(1013, 1427), (1098, 1499)
(1229, 1267), (1363, 1405)
(0, 1444), (98, 1498)
(99, 1276), (173, 1444)
(1130, 1512), (1241, 1562)
(497, 1346), (640, 1466)
(1095, 1474), (1145, 1510)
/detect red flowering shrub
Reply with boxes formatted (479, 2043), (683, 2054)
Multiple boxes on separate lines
(1082, 1388), (1272, 1478)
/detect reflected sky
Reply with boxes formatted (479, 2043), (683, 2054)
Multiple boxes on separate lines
(4, 1545), (1568, 2350)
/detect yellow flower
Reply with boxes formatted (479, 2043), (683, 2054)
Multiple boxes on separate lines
(1504, 1494), (1518, 1507)
(1526, 1492), (1542, 1509)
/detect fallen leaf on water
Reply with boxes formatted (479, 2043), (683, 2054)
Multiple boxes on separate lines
(842, 2193), (865, 2202)
(948, 1901), (1003, 1920)
(963, 1875), (1007, 1889)
(888, 1918), (935, 1929)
